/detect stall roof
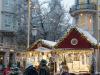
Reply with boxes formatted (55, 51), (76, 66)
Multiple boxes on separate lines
(28, 27), (98, 50)
(55, 27), (98, 48)
(66, 27), (97, 45)
(35, 47), (52, 52)
(42, 39), (57, 47)
(28, 39), (57, 51)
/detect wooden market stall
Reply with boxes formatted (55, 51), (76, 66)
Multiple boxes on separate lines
(52, 27), (97, 74)
(16, 39), (57, 69)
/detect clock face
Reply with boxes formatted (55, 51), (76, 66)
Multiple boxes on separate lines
(71, 38), (78, 45)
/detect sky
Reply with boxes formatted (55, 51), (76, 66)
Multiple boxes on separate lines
(39, 0), (75, 24)
(62, 0), (75, 10)
(39, 0), (75, 11)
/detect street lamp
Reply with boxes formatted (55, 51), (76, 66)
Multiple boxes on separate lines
(32, 26), (37, 42)
(32, 26), (37, 36)
(27, 0), (38, 48)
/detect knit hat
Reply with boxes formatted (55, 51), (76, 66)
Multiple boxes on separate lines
(40, 59), (47, 65)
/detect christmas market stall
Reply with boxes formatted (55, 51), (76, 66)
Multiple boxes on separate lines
(52, 27), (97, 74)
(16, 39), (57, 69)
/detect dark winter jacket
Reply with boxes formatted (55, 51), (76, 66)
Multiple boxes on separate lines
(61, 72), (69, 75)
(23, 65), (38, 75)
(39, 66), (50, 75)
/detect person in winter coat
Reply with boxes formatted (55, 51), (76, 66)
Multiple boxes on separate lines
(3, 65), (11, 75)
(23, 63), (38, 75)
(48, 57), (56, 75)
(61, 65), (69, 75)
(38, 59), (50, 75)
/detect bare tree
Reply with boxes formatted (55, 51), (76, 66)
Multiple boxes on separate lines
(31, 0), (71, 41)
(16, 0), (72, 49)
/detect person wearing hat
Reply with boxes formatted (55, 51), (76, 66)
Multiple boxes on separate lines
(38, 59), (50, 75)
(60, 65), (69, 75)
(23, 62), (38, 75)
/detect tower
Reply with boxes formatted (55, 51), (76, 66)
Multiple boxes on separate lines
(70, 0), (100, 41)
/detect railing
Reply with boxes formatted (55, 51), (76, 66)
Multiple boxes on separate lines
(70, 3), (96, 13)
(0, 43), (27, 51)
(0, 30), (16, 36)
(0, 43), (16, 49)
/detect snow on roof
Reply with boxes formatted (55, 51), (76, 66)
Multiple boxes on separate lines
(35, 47), (52, 52)
(76, 27), (97, 45)
(42, 39), (57, 47)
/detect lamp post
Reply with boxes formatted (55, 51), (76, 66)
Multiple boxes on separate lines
(27, 0), (37, 48)
(32, 26), (37, 42)
(27, 0), (31, 48)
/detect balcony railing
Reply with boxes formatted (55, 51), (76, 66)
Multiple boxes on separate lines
(0, 43), (16, 49)
(70, 3), (96, 15)
(0, 30), (16, 36)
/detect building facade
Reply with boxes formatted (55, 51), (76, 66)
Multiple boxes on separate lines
(0, 0), (17, 67)
(16, 0), (28, 50)
(70, 0), (100, 74)
(70, 0), (100, 41)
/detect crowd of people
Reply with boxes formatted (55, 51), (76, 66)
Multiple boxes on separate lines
(0, 63), (21, 75)
(0, 59), (92, 75)
(23, 59), (70, 75)
(0, 58), (76, 75)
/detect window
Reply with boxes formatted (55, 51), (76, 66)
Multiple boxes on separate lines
(3, 0), (14, 11)
(88, 15), (93, 33)
(87, 0), (90, 3)
(0, 36), (3, 43)
(76, 0), (79, 4)
(4, 14), (14, 30)
(4, 0), (9, 6)
(84, 0), (90, 3)
(75, 16), (79, 25)
(4, 15), (11, 27)
(3, 0), (10, 10)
